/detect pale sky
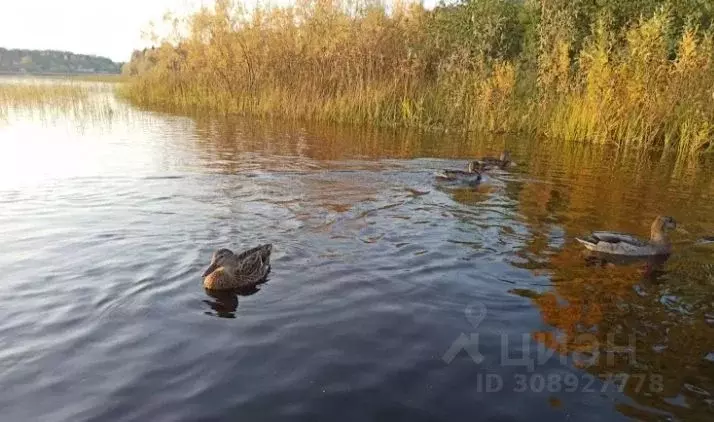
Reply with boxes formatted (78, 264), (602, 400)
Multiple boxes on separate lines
(0, 0), (205, 62)
(0, 0), (436, 63)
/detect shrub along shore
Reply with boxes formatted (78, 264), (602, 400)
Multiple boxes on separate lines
(119, 0), (714, 158)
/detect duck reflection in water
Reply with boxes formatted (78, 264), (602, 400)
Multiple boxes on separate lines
(203, 284), (263, 319)
(582, 250), (672, 282)
(436, 184), (495, 206)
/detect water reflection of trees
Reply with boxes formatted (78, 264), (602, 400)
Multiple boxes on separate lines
(509, 143), (714, 420)
(515, 251), (714, 420)
(188, 115), (525, 169)
(183, 114), (714, 418)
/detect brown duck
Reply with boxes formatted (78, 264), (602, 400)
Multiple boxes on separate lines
(202, 244), (272, 290)
(474, 150), (515, 170)
(576, 216), (677, 256)
(434, 160), (483, 184)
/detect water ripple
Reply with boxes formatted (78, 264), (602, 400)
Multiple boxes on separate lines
(2, 106), (714, 422)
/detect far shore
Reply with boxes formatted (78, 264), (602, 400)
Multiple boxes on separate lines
(0, 72), (123, 82)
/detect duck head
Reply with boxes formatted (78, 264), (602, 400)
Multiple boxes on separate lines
(651, 216), (677, 242)
(202, 248), (235, 277)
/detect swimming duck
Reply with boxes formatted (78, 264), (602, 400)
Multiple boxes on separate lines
(434, 161), (482, 184)
(202, 244), (272, 290)
(697, 236), (714, 244)
(474, 150), (514, 170)
(575, 216), (677, 256)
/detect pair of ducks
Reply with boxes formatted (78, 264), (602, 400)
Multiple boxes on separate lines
(431, 151), (679, 257)
(435, 150), (514, 184)
(202, 215), (678, 290)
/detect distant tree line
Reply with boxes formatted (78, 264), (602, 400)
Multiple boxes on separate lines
(0, 48), (122, 74)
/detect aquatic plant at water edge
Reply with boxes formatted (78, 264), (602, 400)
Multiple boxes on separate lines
(0, 79), (124, 122)
(119, 0), (714, 159)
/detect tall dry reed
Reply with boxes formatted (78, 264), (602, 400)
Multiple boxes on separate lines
(120, 0), (714, 158)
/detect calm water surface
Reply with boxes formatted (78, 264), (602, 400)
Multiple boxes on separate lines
(1, 83), (714, 421)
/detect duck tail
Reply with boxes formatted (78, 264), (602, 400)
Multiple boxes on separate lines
(235, 243), (273, 262)
(575, 237), (596, 249)
(259, 243), (272, 265)
(255, 244), (272, 281)
(261, 245), (272, 280)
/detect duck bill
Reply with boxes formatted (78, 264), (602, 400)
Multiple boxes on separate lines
(202, 262), (218, 277)
(675, 226), (689, 235)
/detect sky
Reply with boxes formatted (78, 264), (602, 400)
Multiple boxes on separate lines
(0, 0), (206, 62)
(0, 0), (437, 63)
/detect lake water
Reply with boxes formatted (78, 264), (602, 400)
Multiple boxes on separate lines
(1, 81), (713, 421)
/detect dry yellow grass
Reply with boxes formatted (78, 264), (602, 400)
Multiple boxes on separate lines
(118, 0), (714, 159)
(0, 79), (122, 122)
(0, 82), (89, 107)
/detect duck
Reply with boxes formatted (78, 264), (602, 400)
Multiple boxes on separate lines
(434, 160), (482, 184)
(202, 244), (272, 290)
(575, 216), (677, 256)
(474, 150), (515, 170)
(697, 235), (714, 244)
